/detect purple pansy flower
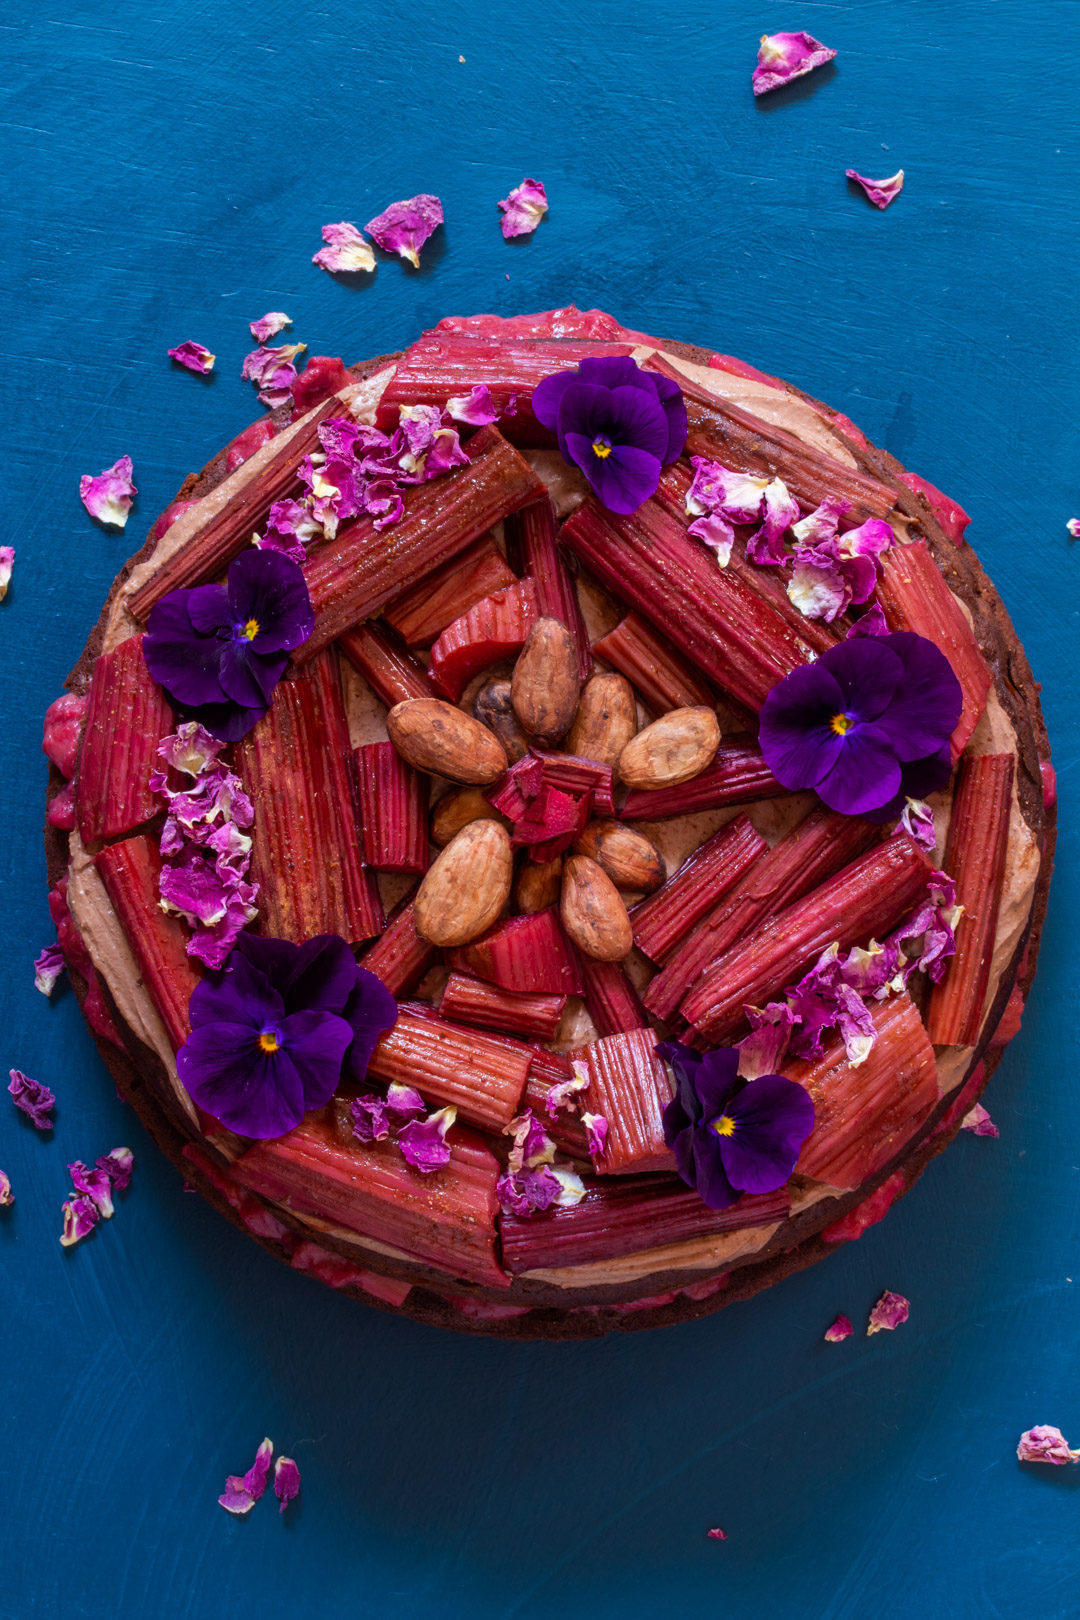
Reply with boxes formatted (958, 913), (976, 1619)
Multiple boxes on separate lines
(143, 549), (314, 742)
(177, 933), (397, 1140)
(532, 356), (687, 515)
(658, 1043), (814, 1210)
(758, 633), (962, 817)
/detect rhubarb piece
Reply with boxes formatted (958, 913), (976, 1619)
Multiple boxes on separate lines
(235, 650), (382, 945)
(874, 540), (991, 756)
(358, 892), (437, 996)
(592, 610), (714, 714)
(682, 833), (933, 1041)
(75, 635), (174, 847)
(501, 1171), (788, 1273)
(632, 813), (768, 965)
(580, 958), (650, 1036)
(95, 835), (201, 1051)
(335, 621), (436, 706)
(449, 907), (583, 995)
(296, 426), (545, 661)
(512, 784), (589, 863)
(440, 972), (566, 1042)
(620, 736), (781, 820)
(225, 416), (277, 474)
(367, 1007), (531, 1132)
(43, 692), (88, 779)
(382, 533), (516, 647)
(229, 1114), (507, 1289)
(428, 578), (538, 701)
(354, 741), (428, 874)
(926, 753), (1015, 1046)
(575, 1028), (675, 1175)
(504, 500), (592, 682)
(644, 808), (880, 1019)
(533, 750), (615, 816)
(486, 754), (544, 822)
(129, 398), (342, 621)
(523, 1051), (591, 1160)
(897, 471), (971, 546)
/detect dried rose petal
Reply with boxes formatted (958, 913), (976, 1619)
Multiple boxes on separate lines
(241, 343), (308, 410)
(544, 1059), (590, 1118)
(445, 384), (502, 426)
(219, 1436), (274, 1514)
(34, 942), (65, 997)
(158, 723), (225, 779)
(365, 194), (443, 268)
(846, 169), (905, 210)
(1017, 1425), (1080, 1465)
(312, 221), (376, 275)
(385, 1082), (426, 1122)
(961, 1102), (1000, 1138)
(498, 177), (549, 239)
(168, 340), (216, 375)
(60, 1193), (100, 1246)
(1068, 519), (1080, 540)
(582, 1112), (608, 1158)
(397, 1105), (456, 1172)
(753, 31), (836, 95)
(900, 798), (935, 850)
(867, 1290), (910, 1335)
(98, 1146), (134, 1191)
(249, 311), (292, 343)
(8, 1069), (55, 1130)
(79, 456), (137, 529)
(706, 1527), (728, 1540)
(274, 1455), (301, 1512)
(824, 1313), (854, 1342)
(69, 1159), (115, 1218)
(550, 1165), (586, 1206)
(0, 545), (13, 600)
(0, 1169), (12, 1207)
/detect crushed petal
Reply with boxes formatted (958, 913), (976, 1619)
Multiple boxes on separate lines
(0, 545), (13, 599)
(249, 311), (292, 343)
(79, 456), (137, 529)
(168, 340), (215, 375)
(737, 1002), (796, 1078)
(962, 1102), (1000, 1138)
(34, 942), (66, 997)
(885, 869), (960, 986)
(900, 798), (936, 850)
(824, 1313), (854, 1342)
(1017, 1425), (1080, 1465)
(866, 1290), (910, 1335)
(0, 1168), (11, 1206)
(242, 343), (307, 410)
(8, 1068), (55, 1130)
(544, 1059), (590, 1118)
(706, 1527), (728, 1540)
(274, 1455), (301, 1512)
(69, 1160), (115, 1218)
(312, 221), (376, 275)
(98, 1145), (134, 1191)
(846, 169), (905, 210)
(498, 177), (549, 239)
(60, 1194), (99, 1247)
(398, 1105), (456, 1173)
(753, 30), (837, 95)
(365, 194), (443, 267)
(219, 1436), (274, 1514)
(582, 1112), (609, 1158)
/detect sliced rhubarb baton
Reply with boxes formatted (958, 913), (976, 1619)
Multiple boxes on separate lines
(631, 812), (768, 965)
(358, 892), (437, 996)
(448, 907), (584, 996)
(354, 741), (428, 874)
(532, 750), (615, 816)
(682, 832), (934, 1041)
(235, 649), (382, 945)
(580, 958), (650, 1036)
(592, 610), (715, 713)
(367, 1007), (531, 1132)
(75, 634), (173, 848)
(382, 533), (516, 647)
(428, 577), (538, 701)
(439, 971), (566, 1043)
(335, 621), (436, 706)
(926, 752), (1015, 1047)
(504, 499), (592, 682)
(574, 1028), (675, 1175)
(620, 737), (782, 821)
(95, 834), (201, 1052)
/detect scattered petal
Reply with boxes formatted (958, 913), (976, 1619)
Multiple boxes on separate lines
(60, 1193), (99, 1247)
(824, 1313), (854, 1342)
(1017, 1425), (1080, 1466)
(249, 311), (292, 343)
(274, 1455), (301, 1512)
(498, 177), (549, 239)
(79, 456), (137, 529)
(582, 1112), (608, 1158)
(0, 1169), (12, 1206)
(0, 545), (13, 600)
(219, 1437), (274, 1514)
(867, 1290), (910, 1335)
(1067, 519), (1080, 540)
(241, 342), (308, 410)
(365, 194), (443, 267)
(397, 1105), (456, 1172)
(97, 1145), (134, 1191)
(543, 1058), (590, 1118)
(34, 942), (65, 997)
(168, 340), (216, 375)
(961, 1102), (1000, 1138)
(846, 169), (905, 210)
(445, 384), (501, 426)
(900, 797), (936, 850)
(706, 1527), (728, 1540)
(69, 1159), (115, 1218)
(312, 221), (376, 275)
(753, 30), (836, 95)
(8, 1069), (55, 1130)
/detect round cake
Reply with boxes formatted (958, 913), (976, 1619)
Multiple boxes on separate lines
(45, 307), (1054, 1337)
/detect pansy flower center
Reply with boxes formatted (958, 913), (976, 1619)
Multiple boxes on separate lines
(710, 1112), (736, 1138)
(257, 1029), (281, 1053)
(591, 435), (613, 460)
(830, 711), (853, 736)
(241, 617), (260, 641)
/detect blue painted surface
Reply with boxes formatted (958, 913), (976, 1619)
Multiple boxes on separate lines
(3, 0), (1077, 1614)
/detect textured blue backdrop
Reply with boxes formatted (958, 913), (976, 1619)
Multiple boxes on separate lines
(4, 1), (1078, 1615)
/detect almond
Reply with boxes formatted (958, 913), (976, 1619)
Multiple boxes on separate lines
(566, 672), (638, 771)
(515, 856), (563, 914)
(413, 819), (513, 947)
(387, 698), (508, 785)
(617, 706), (720, 790)
(574, 819), (665, 893)
(431, 787), (507, 848)
(511, 616), (581, 745)
(473, 678), (529, 764)
(560, 854), (634, 962)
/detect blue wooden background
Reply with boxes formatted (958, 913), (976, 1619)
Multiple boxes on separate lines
(4, 1), (1077, 1614)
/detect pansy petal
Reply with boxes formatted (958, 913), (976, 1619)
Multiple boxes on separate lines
(179, 1025), (306, 1139)
(217, 641), (281, 709)
(341, 969), (399, 1085)
(144, 593), (229, 708)
(189, 951), (282, 1030)
(818, 724), (902, 816)
(819, 638), (904, 723)
(563, 434), (661, 514)
(690, 1123), (740, 1209)
(871, 632), (963, 760)
(531, 368), (578, 431)
(227, 549), (315, 655)
(718, 1074), (815, 1193)
(278, 1009), (353, 1111)
(758, 661), (847, 789)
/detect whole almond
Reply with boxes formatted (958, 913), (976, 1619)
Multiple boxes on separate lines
(566, 672), (638, 771)
(431, 787), (507, 847)
(574, 819), (665, 893)
(511, 616), (581, 745)
(515, 856), (563, 913)
(473, 678), (529, 764)
(560, 854), (634, 962)
(414, 820), (513, 947)
(617, 706), (720, 790)
(387, 698), (508, 785)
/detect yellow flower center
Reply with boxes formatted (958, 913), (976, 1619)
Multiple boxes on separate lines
(830, 712), (853, 736)
(258, 1030), (280, 1053)
(242, 618), (260, 640)
(591, 437), (612, 460)
(711, 1113), (736, 1138)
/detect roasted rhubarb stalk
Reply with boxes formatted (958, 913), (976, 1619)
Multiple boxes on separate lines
(449, 907), (584, 995)
(95, 834), (201, 1051)
(926, 752), (1015, 1046)
(354, 741), (428, 874)
(75, 634), (173, 848)
(440, 971), (566, 1042)
(129, 398), (341, 621)
(682, 832), (933, 1041)
(229, 1115), (507, 1289)
(790, 993), (939, 1189)
(574, 1028), (675, 1175)
(580, 958), (650, 1037)
(875, 539), (992, 757)
(504, 499), (592, 682)
(523, 1050), (592, 1160)
(632, 813), (768, 965)
(592, 610), (715, 713)
(235, 649), (382, 944)
(367, 1007), (531, 1132)
(358, 892), (438, 996)
(335, 621), (436, 706)
(383, 533), (516, 646)
(643, 807), (880, 1020)
(620, 737), (782, 820)
(428, 578), (538, 701)
(500, 1173), (789, 1274)
(297, 426), (544, 659)
(532, 751), (615, 816)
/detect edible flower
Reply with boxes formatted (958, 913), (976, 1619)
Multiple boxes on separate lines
(177, 933), (397, 1140)
(962, 1102), (999, 1137)
(824, 1314), (854, 1342)
(219, 1437), (274, 1515)
(1017, 1426), (1080, 1466)
(79, 455), (137, 529)
(884, 869), (961, 985)
(143, 548), (314, 742)
(583, 1112), (609, 1158)
(60, 1195), (98, 1248)
(543, 1057), (590, 1118)
(254, 498), (322, 564)
(398, 1105), (456, 1172)
(706, 1528), (728, 1541)
(496, 1108), (584, 1214)
(533, 356), (687, 514)
(241, 342), (307, 410)
(498, 177), (549, 239)
(365, 194), (444, 267)
(34, 942), (65, 997)
(758, 633), (962, 817)
(846, 169), (905, 210)
(274, 1455), (301, 1512)
(866, 1290), (910, 1334)
(685, 456), (798, 566)
(0, 1170), (11, 1207)
(8, 1068), (55, 1130)
(787, 510), (895, 622)
(658, 1042), (815, 1210)
(752, 30), (836, 95)
(0, 545), (14, 599)
(312, 221), (376, 275)
(350, 1083), (425, 1143)
(168, 340), (216, 375)
(249, 311), (292, 343)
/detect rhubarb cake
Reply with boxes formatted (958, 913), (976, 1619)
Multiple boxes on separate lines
(44, 308), (1054, 1338)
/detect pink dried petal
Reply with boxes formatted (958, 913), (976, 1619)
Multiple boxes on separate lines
(60, 1193), (99, 1247)
(445, 384), (501, 426)
(544, 1060), (590, 1118)
(582, 1112), (608, 1158)
(34, 942), (65, 997)
(365, 194), (443, 267)
(219, 1436), (274, 1514)
(1017, 1425), (1080, 1466)
(79, 456), (136, 529)
(498, 177), (549, 239)
(0, 1169), (12, 1207)
(274, 1455), (301, 1512)
(505, 1109), (556, 1174)
(312, 221), (376, 274)
(255, 497), (321, 564)
(159, 848), (237, 928)
(385, 1082), (426, 1122)
(249, 311), (292, 343)
(824, 1313), (854, 1342)
(156, 723), (225, 779)
(8, 1068), (55, 1130)
(183, 879), (259, 970)
(69, 1160), (115, 1218)
(737, 1002), (796, 1078)
(847, 169), (905, 210)
(497, 1163), (563, 1217)
(787, 553), (850, 622)
(1068, 519), (1080, 540)
(746, 478), (799, 565)
(846, 601), (889, 639)
(867, 1290), (910, 1335)
(551, 1165), (586, 1206)
(688, 510), (737, 566)
(351, 1092), (391, 1142)
(0, 545), (13, 600)
(753, 30), (837, 96)
(885, 869), (960, 985)
(397, 1105), (456, 1173)
(241, 343), (307, 410)
(98, 1145), (134, 1191)
(168, 340), (215, 375)
(791, 496), (851, 546)
(706, 1527), (728, 1540)
(961, 1102), (1000, 1138)
(686, 457), (768, 525)
(900, 797), (936, 850)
